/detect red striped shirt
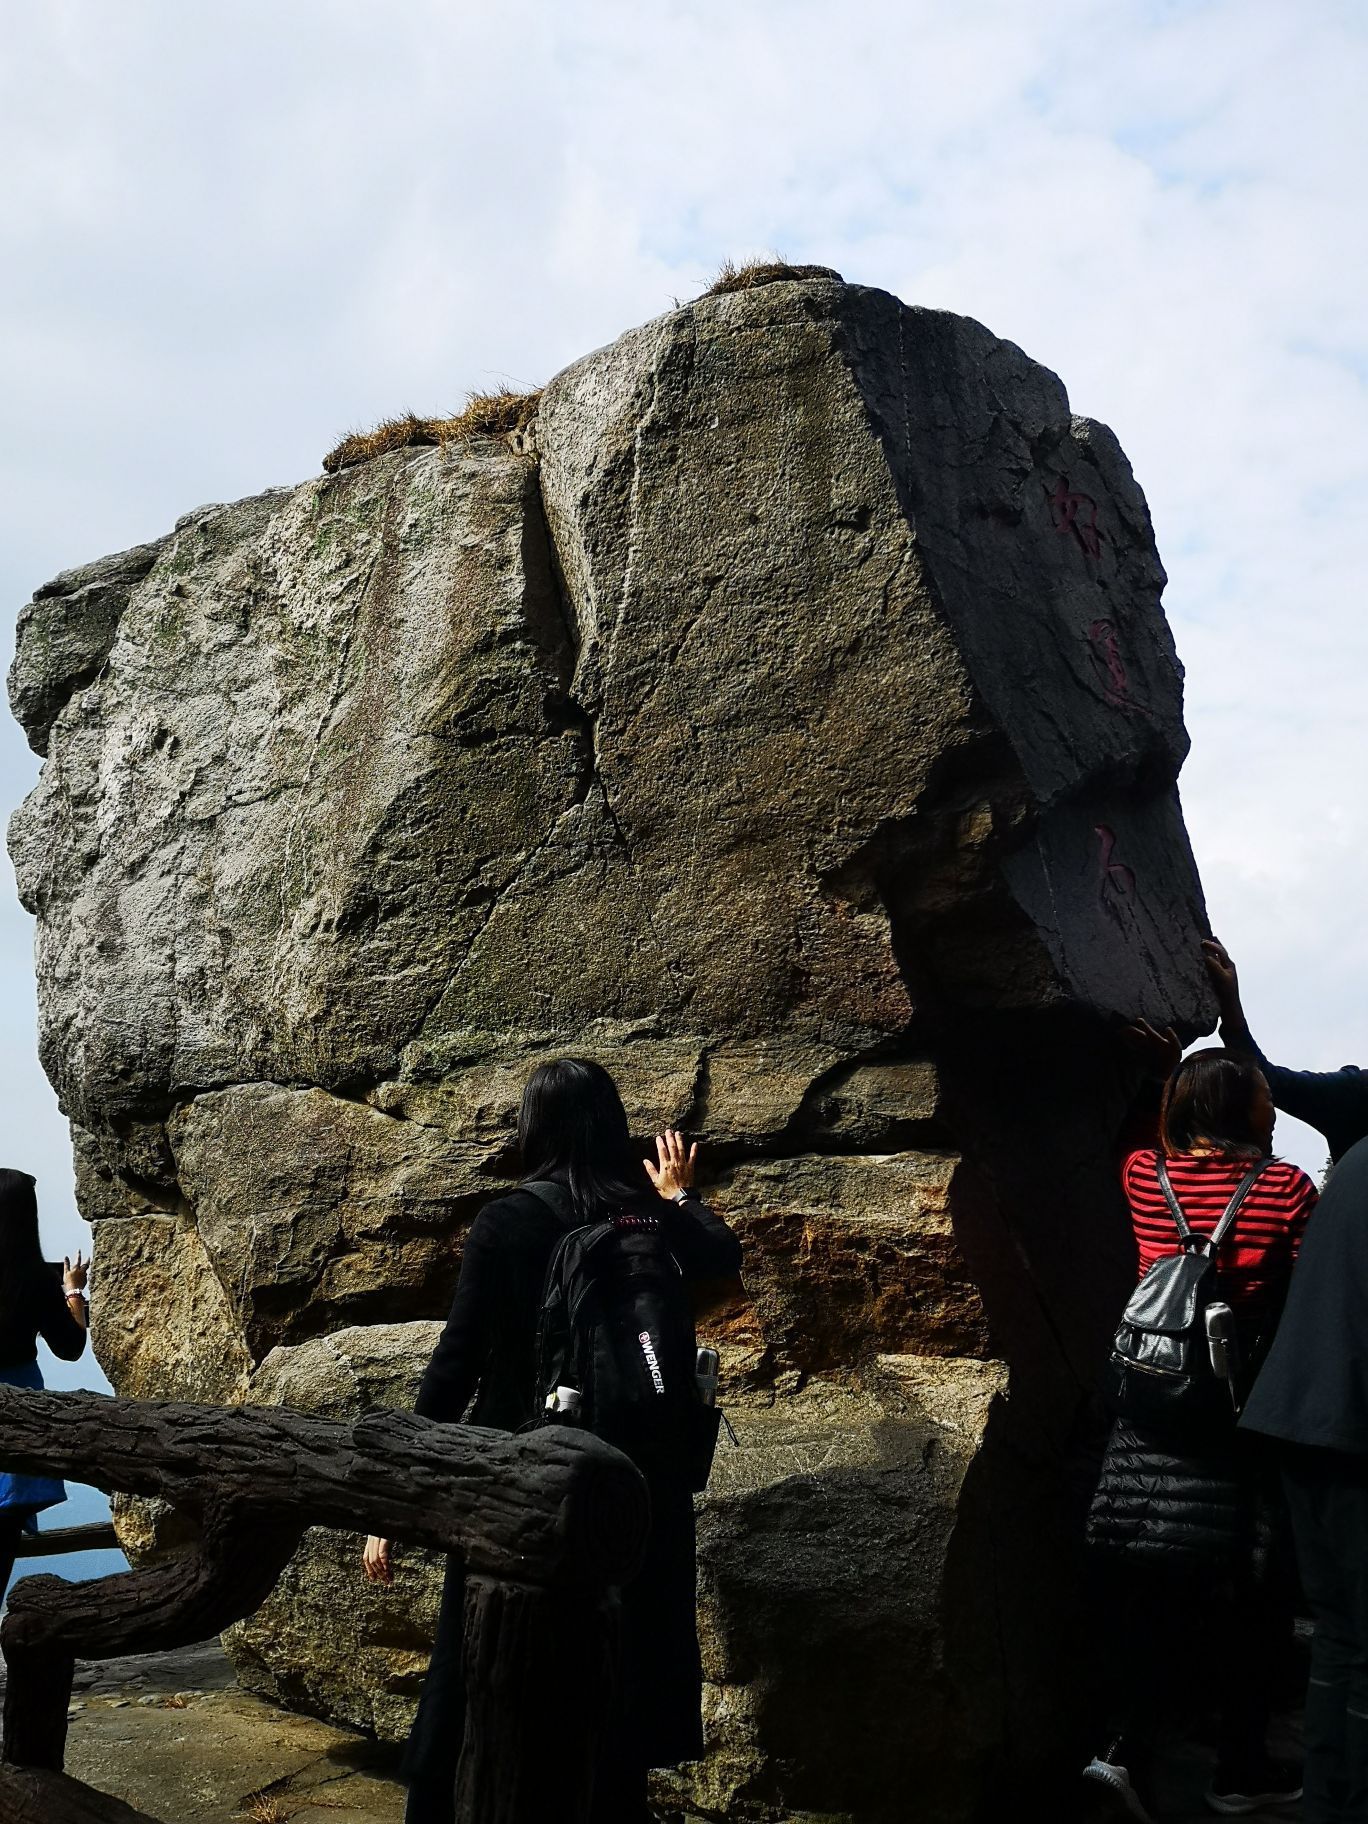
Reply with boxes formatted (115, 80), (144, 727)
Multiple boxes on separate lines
(1122, 1149), (1319, 1326)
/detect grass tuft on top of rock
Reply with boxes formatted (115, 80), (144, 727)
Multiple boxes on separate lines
(322, 387), (542, 475)
(704, 257), (844, 297)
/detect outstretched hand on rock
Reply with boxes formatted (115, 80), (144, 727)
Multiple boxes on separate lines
(1123, 1019), (1183, 1081)
(645, 1128), (697, 1200)
(362, 1536), (392, 1586)
(1203, 937), (1242, 1015)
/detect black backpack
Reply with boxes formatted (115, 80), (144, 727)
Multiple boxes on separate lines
(524, 1183), (718, 1488)
(1105, 1156), (1271, 1431)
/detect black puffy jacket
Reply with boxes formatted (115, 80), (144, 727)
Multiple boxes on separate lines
(1087, 1418), (1261, 1574)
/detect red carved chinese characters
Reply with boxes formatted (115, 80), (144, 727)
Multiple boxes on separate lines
(1046, 475), (1102, 558)
(1087, 618), (1130, 708)
(1095, 824), (1136, 906)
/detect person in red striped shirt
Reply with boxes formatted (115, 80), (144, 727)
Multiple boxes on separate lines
(1084, 1043), (1319, 1823)
(1123, 1056), (1319, 1347)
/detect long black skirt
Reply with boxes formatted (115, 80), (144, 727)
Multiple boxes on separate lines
(402, 1474), (703, 1821)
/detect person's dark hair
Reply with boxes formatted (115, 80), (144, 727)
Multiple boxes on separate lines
(517, 1059), (652, 1218)
(0, 1170), (46, 1323)
(1160, 1049), (1272, 1161)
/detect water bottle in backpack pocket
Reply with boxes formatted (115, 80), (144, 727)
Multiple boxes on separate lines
(1105, 1157), (1269, 1430)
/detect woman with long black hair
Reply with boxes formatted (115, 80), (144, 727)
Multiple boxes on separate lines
(0, 1168), (89, 1595)
(362, 1058), (742, 1824)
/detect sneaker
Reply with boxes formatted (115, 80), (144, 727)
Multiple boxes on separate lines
(1082, 1746), (1157, 1824)
(1205, 1756), (1303, 1815)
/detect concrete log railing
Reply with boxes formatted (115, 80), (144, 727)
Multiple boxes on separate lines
(14, 1524), (119, 1562)
(0, 1386), (649, 1824)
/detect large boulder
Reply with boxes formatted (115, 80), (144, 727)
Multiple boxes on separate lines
(677, 1358), (1011, 1823)
(535, 280), (1204, 1032)
(10, 274), (1213, 1821)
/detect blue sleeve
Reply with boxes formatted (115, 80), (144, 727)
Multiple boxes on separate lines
(1260, 1055), (1368, 1162)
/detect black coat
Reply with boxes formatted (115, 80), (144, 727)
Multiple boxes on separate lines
(1242, 1136), (1368, 1453)
(414, 1181), (741, 1431)
(404, 1180), (742, 1804)
(1087, 1417), (1265, 1574)
(0, 1266), (86, 1372)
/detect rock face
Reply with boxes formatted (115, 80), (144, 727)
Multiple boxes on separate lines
(10, 277), (1214, 1822)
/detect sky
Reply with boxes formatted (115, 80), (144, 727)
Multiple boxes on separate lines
(2, 0), (1366, 1403)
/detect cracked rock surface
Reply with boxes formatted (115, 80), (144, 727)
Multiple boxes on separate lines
(10, 276), (1214, 1821)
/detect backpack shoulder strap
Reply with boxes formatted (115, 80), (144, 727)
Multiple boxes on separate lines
(1208, 1159), (1273, 1252)
(520, 1180), (579, 1227)
(1155, 1156), (1272, 1257)
(1153, 1157), (1198, 1248)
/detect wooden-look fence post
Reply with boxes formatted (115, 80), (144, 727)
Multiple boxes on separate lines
(0, 1388), (649, 1824)
(456, 1578), (621, 1824)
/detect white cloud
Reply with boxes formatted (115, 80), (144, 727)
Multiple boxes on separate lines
(2, 0), (1364, 1267)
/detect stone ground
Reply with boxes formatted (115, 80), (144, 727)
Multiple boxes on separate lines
(1147, 1727), (1305, 1824)
(1078, 1695), (1305, 1824)
(20, 1641), (405, 1824)
(0, 1636), (1307, 1823)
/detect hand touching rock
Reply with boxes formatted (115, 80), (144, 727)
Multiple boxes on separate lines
(645, 1128), (698, 1200)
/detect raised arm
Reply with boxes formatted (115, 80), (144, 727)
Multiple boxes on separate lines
(644, 1129), (743, 1278)
(37, 1253), (89, 1362)
(1114, 1019), (1182, 1162)
(1203, 939), (1260, 1057)
(1205, 938), (1368, 1161)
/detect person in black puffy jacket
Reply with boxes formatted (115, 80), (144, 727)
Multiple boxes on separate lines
(1082, 1043), (1312, 1823)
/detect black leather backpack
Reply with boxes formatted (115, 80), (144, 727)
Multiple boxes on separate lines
(1106, 1157), (1271, 1430)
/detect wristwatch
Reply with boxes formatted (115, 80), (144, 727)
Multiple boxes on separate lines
(671, 1188), (697, 1204)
